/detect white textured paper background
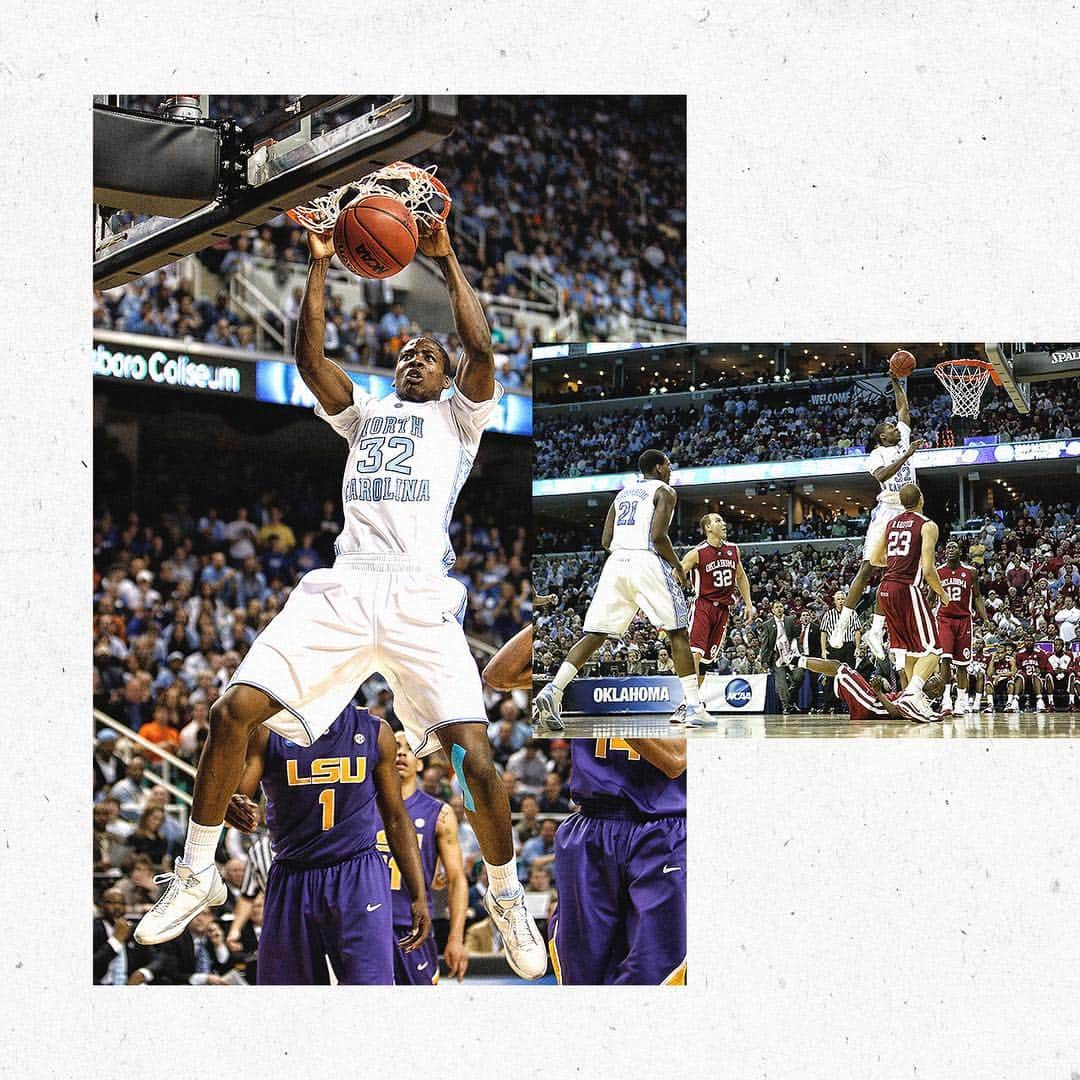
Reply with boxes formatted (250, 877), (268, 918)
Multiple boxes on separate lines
(2, 2), (1079, 1077)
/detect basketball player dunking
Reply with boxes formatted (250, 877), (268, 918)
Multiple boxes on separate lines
(532, 450), (709, 729)
(136, 226), (547, 980)
(222, 703), (428, 984)
(376, 732), (469, 985)
(548, 738), (686, 985)
(864, 483), (948, 721)
(934, 540), (989, 716)
(829, 374), (928, 660)
(680, 514), (754, 703)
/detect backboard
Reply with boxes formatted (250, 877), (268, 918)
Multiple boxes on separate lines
(94, 95), (458, 290)
(981, 342), (1080, 415)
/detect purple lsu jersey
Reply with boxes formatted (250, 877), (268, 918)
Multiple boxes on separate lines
(377, 788), (443, 927)
(570, 739), (687, 817)
(262, 704), (384, 866)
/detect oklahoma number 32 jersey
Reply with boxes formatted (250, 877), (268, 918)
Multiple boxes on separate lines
(316, 382), (503, 572)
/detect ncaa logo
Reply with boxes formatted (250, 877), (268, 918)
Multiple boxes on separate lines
(725, 677), (752, 708)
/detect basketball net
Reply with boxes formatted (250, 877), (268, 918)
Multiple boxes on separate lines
(933, 359), (997, 418)
(286, 161), (451, 236)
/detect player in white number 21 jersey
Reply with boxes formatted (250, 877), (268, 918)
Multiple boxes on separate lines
(533, 450), (711, 728)
(135, 225), (546, 980)
(829, 371), (928, 660)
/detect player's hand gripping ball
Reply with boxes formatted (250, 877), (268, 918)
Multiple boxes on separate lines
(888, 349), (917, 377)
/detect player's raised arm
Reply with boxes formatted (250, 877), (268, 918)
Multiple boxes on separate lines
(372, 722), (430, 952)
(422, 226), (495, 403)
(435, 802), (470, 982)
(680, 546), (699, 575)
(651, 486), (686, 586)
(624, 738), (687, 779)
(920, 521), (947, 603)
(295, 231), (356, 414)
(890, 373), (911, 427)
(601, 502), (617, 551)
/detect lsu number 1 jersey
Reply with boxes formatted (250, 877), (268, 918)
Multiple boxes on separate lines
(261, 704), (384, 867)
(609, 478), (669, 552)
(377, 788), (442, 929)
(571, 739), (687, 818)
(866, 419), (916, 506)
(691, 542), (741, 605)
(937, 563), (975, 618)
(880, 511), (927, 586)
(315, 381), (503, 572)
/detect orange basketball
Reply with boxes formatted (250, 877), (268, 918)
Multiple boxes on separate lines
(333, 195), (418, 279)
(888, 349), (917, 377)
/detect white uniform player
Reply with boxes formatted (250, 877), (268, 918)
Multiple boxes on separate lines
(228, 382), (500, 754)
(582, 477), (690, 637)
(863, 419), (916, 559)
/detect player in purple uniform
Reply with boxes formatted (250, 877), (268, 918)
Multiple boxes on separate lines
(224, 703), (429, 984)
(377, 732), (469, 984)
(548, 738), (687, 985)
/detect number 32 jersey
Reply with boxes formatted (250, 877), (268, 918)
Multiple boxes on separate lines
(316, 382), (503, 572)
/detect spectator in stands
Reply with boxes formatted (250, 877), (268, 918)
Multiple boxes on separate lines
(538, 772), (571, 814)
(110, 756), (149, 822)
(519, 818), (559, 884)
(94, 729), (125, 795)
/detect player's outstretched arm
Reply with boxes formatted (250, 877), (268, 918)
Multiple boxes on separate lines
(680, 547), (699, 576)
(890, 373), (911, 427)
(224, 727), (270, 831)
(871, 438), (928, 485)
(435, 802), (470, 982)
(624, 738), (687, 779)
(482, 623), (534, 692)
(921, 522), (948, 602)
(735, 560), (754, 621)
(799, 656), (842, 679)
(373, 722), (430, 952)
(421, 226), (495, 402)
(295, 231), (355, 414)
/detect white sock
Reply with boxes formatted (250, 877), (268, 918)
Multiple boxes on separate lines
(182, 820), (223, 870)
(485, 857), (521, 900)
(551, 662), (578, 693)
(680, 674), (701, 707)
(870, 613), (886, 634)
(907, 675), (926, 695)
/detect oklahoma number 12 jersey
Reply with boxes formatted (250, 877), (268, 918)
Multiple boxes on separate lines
(937, 562), (975, 618)
(316, 382), (503, 572)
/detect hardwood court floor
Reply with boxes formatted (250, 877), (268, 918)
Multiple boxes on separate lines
(532, 710), (1080, 739)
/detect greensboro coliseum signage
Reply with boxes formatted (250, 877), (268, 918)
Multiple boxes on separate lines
(93, 342), (249, 396)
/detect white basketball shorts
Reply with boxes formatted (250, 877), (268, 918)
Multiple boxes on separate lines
(228, 554), (485, 756)
(863, 499), (902, 563)
(582, 550), (690, 637)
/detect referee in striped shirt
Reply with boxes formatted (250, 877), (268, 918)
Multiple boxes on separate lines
(225, 831), (273, 953)
(819, 591), (863, 712)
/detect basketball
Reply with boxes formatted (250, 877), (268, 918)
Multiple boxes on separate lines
(333, 195), (419, 279)
(888, 349), (917, 377)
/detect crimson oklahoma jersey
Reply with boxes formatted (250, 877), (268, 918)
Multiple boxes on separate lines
(689, 541), (741, 662)
(691, 542), (741, 604)
(880, 512), (927, 585)
(1014, 647), (1049, 682)
(937, 563), (975, 618)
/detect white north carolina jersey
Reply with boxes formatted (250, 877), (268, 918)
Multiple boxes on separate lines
(866, 419), (916, 505)
(609, 477), (669, 552)
(315, 381), (503, 572)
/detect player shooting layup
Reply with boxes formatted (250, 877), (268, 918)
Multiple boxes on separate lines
(829, 373), (928, 659)
(135, 226), (547, 980)
(532, 450), (711, 729)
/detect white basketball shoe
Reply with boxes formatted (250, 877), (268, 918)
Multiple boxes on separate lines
(531, 684), (565, 731)
(483, 886), (548, 980)
(133, 858), (227, 945)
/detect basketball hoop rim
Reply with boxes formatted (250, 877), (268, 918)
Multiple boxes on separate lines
(934, 358), (1002, 386)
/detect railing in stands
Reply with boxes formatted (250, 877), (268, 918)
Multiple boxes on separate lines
(94, 709), (194, 819)
(229, 270), (286, 352)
